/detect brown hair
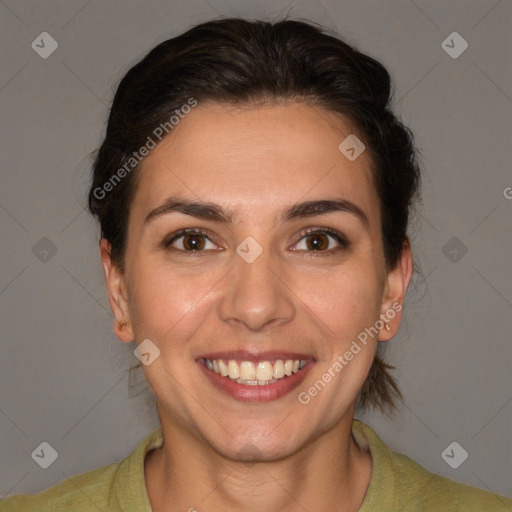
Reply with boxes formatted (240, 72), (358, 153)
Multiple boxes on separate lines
(88, 17), (421, 413)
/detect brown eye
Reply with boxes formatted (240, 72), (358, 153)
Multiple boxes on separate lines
(292, 228), (349, 253)
(164, 229), (217, 252)
(305, 233), (329, 251)
(182, 233), (206, 251)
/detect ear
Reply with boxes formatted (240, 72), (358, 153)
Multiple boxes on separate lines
(378, 239), (413, 341)
(100, 238), (134, 343)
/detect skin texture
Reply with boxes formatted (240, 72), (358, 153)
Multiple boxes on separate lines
(100, 102), (413, 512)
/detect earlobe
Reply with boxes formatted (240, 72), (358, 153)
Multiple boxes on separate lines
(379, 240), (413, 341)
(99, 239), (134, 342)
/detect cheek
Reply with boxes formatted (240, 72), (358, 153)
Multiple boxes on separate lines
(300, 264), (382, 345)
(127, 259), (220, 346)
(294, 267), (382, 416)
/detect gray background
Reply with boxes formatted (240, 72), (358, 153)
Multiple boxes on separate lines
(1, 0), (511, 503)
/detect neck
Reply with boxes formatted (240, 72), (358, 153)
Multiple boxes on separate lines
(145, 414), (372, 512)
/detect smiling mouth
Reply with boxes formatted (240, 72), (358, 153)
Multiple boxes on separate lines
(201, 358), (307, 385)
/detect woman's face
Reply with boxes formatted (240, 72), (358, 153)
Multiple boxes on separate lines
(102, 102), (410, 460)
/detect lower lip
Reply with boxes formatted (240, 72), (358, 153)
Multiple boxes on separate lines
(197, 360), (315, 402)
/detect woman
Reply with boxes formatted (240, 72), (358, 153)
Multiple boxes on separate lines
(2, 17), (511, 512)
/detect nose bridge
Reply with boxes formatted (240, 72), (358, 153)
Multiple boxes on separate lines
(218, 242), (295, 332)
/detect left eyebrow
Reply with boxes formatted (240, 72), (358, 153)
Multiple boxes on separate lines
(144, 196), (369, 229)
(280, 198), (369, 229)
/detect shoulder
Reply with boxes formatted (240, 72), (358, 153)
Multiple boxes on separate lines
(391, 450), (512, 511)
(0, 427), (162, 512)
(353, 419), (512, 512)
(0, 462), (120, 512)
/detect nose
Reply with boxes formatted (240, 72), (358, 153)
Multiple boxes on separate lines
(217, 246), (296, 333)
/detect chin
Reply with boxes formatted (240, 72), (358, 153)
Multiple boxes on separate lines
(200, 420), (307, 463)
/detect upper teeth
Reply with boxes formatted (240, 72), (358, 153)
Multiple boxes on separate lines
(204, 358), (307, 383)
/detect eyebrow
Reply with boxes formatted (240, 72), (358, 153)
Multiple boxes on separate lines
(144, 196), (369, 228)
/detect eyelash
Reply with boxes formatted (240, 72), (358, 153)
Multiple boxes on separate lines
(162, 227), (350, 256)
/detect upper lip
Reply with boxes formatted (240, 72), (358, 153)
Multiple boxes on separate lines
(197, 350), (315, 362)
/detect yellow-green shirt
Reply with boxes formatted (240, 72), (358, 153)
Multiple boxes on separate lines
(1, 419), (511, 511)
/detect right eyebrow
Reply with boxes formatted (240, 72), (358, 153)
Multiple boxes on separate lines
(144, 197), (234, 225)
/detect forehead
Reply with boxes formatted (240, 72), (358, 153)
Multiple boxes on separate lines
(132, 102), (378, 225)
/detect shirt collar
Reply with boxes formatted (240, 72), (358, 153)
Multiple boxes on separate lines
(114, 427), (163, 511)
